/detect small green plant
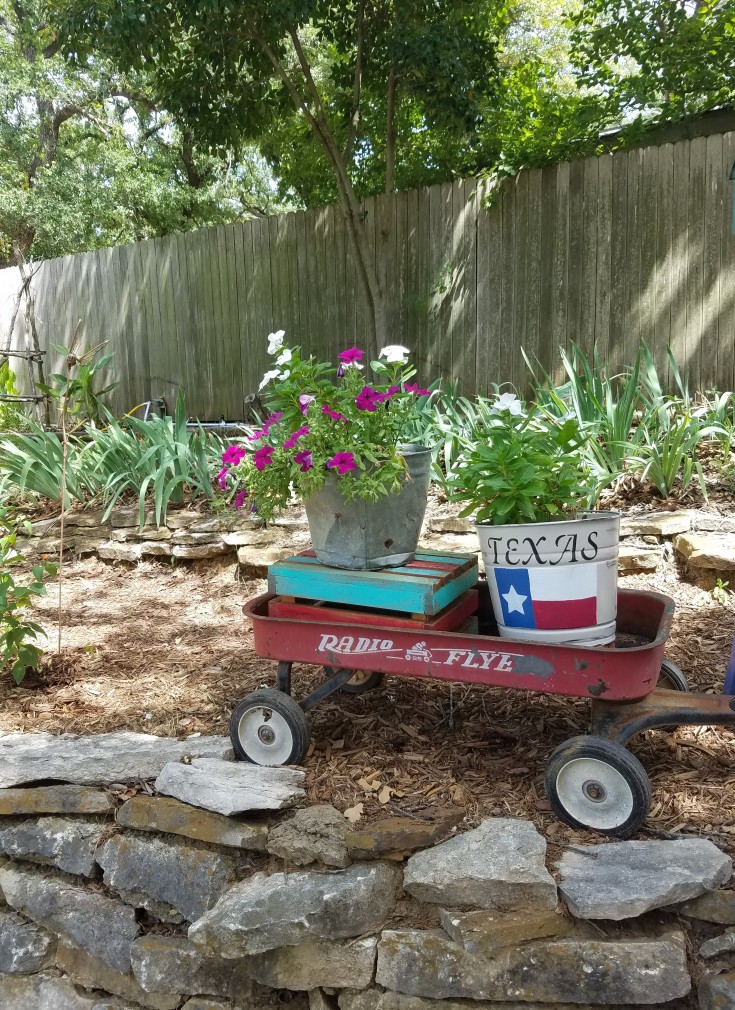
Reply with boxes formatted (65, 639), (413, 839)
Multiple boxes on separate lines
(39, 342), (118, 426)
(635, 409), (721, 498)
(445, 393), (597, 525)
(0, 362), (30, 432)
(0, 508), (56, 684)
(711, 578), (730, 606)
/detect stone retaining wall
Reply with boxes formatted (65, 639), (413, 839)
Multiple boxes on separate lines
(18, 505), (735, 584)
(0, 730), (734, 1009)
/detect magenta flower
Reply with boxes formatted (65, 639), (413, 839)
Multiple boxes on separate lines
(299, 394), (315, 415)
(262, 411), (283, 433)
(253, 445), (275, 471)
(216, 467), (229, 491)
(283, 425), (310, 449)
(294, 450), (314, 472)
(355, 385), (382, 412)
(222, 445), (246, 466)
(248, 430), (264, 442)
(322, 404), (347, 423)
(375, 384), (401, 404)
(338, 347), (363, 365)
(233, 489), (249, 509)
(327, 451), (357, 475)
(405, 383), (430, 396)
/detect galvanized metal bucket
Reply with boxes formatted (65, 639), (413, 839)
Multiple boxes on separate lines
(476, 510), (620, 646)
(303, 445), (433, 570)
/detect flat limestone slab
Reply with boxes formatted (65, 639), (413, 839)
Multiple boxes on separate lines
(0, 732), (232, 787)
(117, 795), (269, 850)
(403, 818), (557, 910)
(155, 758), (305, 815)
(0, 785), (113, 815)
(557, 839), (732, 920)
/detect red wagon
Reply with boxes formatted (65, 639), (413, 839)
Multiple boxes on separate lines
(231, 579), (735, 838)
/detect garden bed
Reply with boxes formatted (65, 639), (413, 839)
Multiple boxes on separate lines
(2, 501), (735, 859)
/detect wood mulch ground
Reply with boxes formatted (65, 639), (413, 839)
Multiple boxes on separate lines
(2, 498), (735, 859)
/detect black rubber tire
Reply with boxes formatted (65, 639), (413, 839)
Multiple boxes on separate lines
(230, 689), (311, 766)
(336, 669), (385, 695)
(544, 735), (651, 838)
(657, 659), (689, 692)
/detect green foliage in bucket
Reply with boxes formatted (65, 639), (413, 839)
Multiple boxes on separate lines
(446, 393), (598, 526)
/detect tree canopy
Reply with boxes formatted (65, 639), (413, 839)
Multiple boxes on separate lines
(0, 0), (290, 267)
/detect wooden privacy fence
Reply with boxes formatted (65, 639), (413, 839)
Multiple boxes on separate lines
(1, 130), (735, 420)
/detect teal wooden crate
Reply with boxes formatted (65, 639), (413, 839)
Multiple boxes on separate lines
(267, 550), (478, 616)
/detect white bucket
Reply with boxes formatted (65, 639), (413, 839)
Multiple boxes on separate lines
(475, 511), (620, 646)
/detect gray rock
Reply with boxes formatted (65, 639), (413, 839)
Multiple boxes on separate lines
(110, 508), (155, 528)
(618, 544), (663, 573)
(182, 1000), (232, 1010)
(140, 542), (173, 557)
(376, 927), (691, 1003)
(0, 972), (100, 1009)
(679, 890), (735, 923)
(172, 531), (224, 544)
(337, 991), (637, 1010)
(403, 818), (557, 910)
(166, 511), (203, 529)
(242, 937), (377, 990)
(223, 529), (283, 546)
(236, 545), (294, 572)
(674, 533), (735, 571)
(92, 1002), (145, 1010)
(0, 908), (55, 972)
(557, 839), (732, 919)
(438, 906), (571, 954)
(427, 517), (473, 534)
(189, 863), (398, 957)
(0, 816), (105, 876)
(701, 927), (735, 958)
(699, 969), (735, 1010)
(111, 526), (172, 541)
(57, 942), (181, 1010)
(97, 832), (242, 923)
(0, 862), (139, 972)
(0, 730), (232, 787)
(310, 989), (337, 1010)
(117, 795), (269, 850)
(131, 935), (238, 996)
(0, 784), (113, 815)
(64, 509), (108, 528)
(620, 511), (692, 537)
(98, 541), (144, 562)
(694, 515), (735, 534)
(173, 542), (231, 559)
(267, 805), (349, 867)
(155, 758), (305, 815)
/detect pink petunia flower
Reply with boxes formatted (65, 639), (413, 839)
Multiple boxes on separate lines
(216, 467), (229, 491)
(299, 394), (315, 415)
(262, 411), (283, 433)
(294, 450), (313, 472)
(327, 451), (357, 475)
(233, 489), (249, 509)
(322, 404), (347, 423)
(338, 347), (364, 365)
(404, 383), (430, 396)
(253, 445), (275, 471)
(283, 425), (310, 449)
(375, 384), (401, 404)
(222, 445), (246, 466)
(248, 430), (264, 442)
(355, 385), (382, 412)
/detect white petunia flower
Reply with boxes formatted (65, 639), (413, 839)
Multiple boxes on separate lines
(379, 344), (410, 364)
(259, 368), (281, 391)
(276, 348), (292, 366)
(267, 330), (285, 355)
(494, 392), (524, 416)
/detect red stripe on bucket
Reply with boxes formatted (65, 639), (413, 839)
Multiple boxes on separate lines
(532, 596), (597, 630)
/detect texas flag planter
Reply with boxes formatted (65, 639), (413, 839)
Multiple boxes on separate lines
(476, 511), (620, 646)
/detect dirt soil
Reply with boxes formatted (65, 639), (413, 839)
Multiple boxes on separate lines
(3, 502), (735, 859)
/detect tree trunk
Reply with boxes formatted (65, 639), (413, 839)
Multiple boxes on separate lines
(385, 66), (397, 195)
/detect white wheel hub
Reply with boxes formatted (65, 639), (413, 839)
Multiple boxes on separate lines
(555, 756), (634, 830)
(347, 670), (371, 686)
(237, 706), (294, 766)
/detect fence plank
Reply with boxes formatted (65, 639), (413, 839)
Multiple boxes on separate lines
(3, 131), (735, 415)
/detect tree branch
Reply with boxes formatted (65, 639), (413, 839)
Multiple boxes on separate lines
(343, 0), (365, 164)
(385, 64), (397, 194)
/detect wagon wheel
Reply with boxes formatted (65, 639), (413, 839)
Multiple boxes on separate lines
(657, 658), (689, 692)
(544, 736), (651, 838)
(328, 668), (385, 695)
(230, 689), (311, 766)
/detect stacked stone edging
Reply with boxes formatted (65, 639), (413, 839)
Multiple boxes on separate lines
(19, 505), (735, 583)
(0, 731), (733, 1009)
